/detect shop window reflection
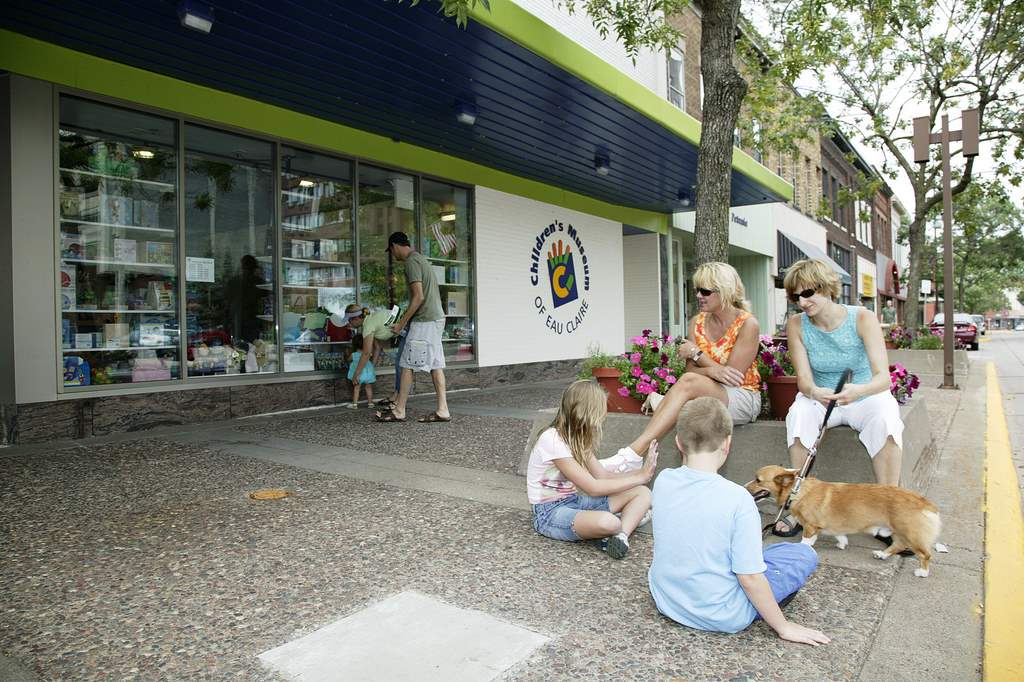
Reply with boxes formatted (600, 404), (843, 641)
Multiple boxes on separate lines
(184, 125), (277, 375)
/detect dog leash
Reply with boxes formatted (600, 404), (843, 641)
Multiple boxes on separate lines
(762, 368), (853, 538)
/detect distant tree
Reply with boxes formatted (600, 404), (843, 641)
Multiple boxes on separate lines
(762, 0), (1024, 327)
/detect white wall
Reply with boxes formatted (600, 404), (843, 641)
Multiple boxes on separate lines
(474, 186), (625, 365)
(509, 0), (661, 95)
(10, 76), (57, 403)
(673, 203), (776, 257)
(622, 233), (661, 344)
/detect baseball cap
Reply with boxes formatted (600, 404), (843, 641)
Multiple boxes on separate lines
(385, 231), (411, 252)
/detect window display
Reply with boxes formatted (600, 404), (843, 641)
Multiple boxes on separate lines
(280, 147), (355, 372)
(184, 125), (277, 376)
(58, 97), (180, 386)
(421, 180), (475, 363)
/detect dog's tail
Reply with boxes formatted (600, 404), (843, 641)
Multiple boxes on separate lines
(922, 510), (949, 552)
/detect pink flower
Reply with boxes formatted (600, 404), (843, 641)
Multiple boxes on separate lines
(666, 375), (677, 385)
(665, 335), (674, 344)
(631, 365), (643, 378)
(650, 344), (659, 353)
(630, 352), (642, 364)
(617, 386), (630, 397)
(642, 329), (652, 338)
(641, 374), (651, 382)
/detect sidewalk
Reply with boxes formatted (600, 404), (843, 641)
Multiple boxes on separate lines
(0, 369), (987, 680)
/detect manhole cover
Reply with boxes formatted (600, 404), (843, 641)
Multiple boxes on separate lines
(250, 489), (290, 500)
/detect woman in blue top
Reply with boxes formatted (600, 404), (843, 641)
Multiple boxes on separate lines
(778, 259), (904, 539)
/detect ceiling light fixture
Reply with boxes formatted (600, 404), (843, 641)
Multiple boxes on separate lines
(178, 1), (214, 34)
(440, 210), (457, 222)
(455, 102), (477, 126)
(677, 188), (691, 207)
(132, 149), (155, 159)
(594, 152), (611, 176)
(298, 179), (315, 188)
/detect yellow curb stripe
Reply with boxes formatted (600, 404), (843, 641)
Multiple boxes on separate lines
(983, 362), (1024, 681)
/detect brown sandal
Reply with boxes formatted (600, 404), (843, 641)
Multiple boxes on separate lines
(374, 409), (407, 423)
(417, 412), (452, 423)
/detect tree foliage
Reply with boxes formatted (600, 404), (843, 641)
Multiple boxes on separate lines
(761, 0), (1024, 326)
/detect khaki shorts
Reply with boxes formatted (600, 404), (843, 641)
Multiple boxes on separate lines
(726, 386), (761, 425)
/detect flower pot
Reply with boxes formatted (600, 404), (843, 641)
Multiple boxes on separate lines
(765, 375), (799, 420)
(591, 367), (643, 413)
(884, 341), (897, 350)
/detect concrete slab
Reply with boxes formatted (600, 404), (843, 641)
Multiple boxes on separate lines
(257, 590), (549, 681)
(888, 349), (970, 376)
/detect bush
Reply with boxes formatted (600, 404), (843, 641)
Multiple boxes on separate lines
(578, 345), (628, 379)
(911, 334), (942, 350)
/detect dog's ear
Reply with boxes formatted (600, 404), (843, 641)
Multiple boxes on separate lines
(773, 472), (796, 489)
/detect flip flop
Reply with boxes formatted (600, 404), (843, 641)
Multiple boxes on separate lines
(375, 398), (396, 409)
(773, 514), (803, 537)
(374, 409), (406, 423)
(417, 412), (452, 423)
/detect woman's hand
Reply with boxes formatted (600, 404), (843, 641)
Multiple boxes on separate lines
(709, 363), (745, 387)
(823, 383), (863, 406)
(677, 340), (699, 359)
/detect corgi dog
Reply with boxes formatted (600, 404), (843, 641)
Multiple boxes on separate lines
(746, 465), (946, 577)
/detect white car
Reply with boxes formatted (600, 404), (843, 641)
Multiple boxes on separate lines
(1016, 321), (1024, 331)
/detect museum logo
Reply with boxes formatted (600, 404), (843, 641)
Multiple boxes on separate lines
(529, 221), (591, 335)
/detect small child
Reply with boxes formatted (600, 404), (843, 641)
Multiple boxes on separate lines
(525, 380), (657, 559)
(648, 397), (830, 645)
(346, 333), (376, 408)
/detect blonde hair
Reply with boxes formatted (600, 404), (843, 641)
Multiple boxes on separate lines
(676, 396), (733, 455)
(783, 258), (841, 301)
(693, 262), (749, 312)
(551, 380), (607, 466)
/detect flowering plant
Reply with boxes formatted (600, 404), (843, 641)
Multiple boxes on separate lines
(756, 335), (794, 380)
(616, 329), (688, 401)
(929, 326), (967, 350)
(885, 325), (913, 349)
(889, 363), (920, 405)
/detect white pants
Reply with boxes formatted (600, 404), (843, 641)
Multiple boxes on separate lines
(785, 391), (903, 458)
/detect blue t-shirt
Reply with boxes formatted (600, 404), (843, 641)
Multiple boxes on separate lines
(648, 466), (767, 633)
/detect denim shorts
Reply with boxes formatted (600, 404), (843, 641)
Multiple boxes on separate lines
(532, 493), (610, 541)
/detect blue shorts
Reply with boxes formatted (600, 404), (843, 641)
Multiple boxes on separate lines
(759, 542), (818, 609)
(532, 493), (610, 541)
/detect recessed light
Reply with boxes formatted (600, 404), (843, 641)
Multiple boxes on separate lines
(133, 149), (155, 159)
(440, 211), (456, 221)
(298, 179), (315, 188)
(178, 0), (214, 34)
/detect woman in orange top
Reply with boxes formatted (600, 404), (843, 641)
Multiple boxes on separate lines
(628, 262), (762, 457)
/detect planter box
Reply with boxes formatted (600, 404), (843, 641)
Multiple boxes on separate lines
(591, 367), (642, 413)
(887, 349), (969, 376)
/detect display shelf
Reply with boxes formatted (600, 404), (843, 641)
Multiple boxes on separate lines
(61, 258), (175, 270)
(284, 341), (348, 346)
(428, 257), (470, 264)
(63, 346), (178, 353)
(283, 257), (353, 266)
(59, 167), (175, 191)
(60, 219), (175, 234)
(65, 309), (175, 314)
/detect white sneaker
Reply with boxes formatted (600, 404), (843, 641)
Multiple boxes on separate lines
(638, 509), (653, 528)
(344, 402), (359, 409)
(641, 392), (665, 415)
(600, 446), (644, 473)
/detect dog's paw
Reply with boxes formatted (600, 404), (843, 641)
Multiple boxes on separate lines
(800, 534), (818, 547)
(835, 535), (848, 550)
(872, 550), (889, 560)
(914, 568), (930, 578)
(935, 542), (949, 553)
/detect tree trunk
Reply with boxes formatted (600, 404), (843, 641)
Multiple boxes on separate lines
(693, 0), (746, 267)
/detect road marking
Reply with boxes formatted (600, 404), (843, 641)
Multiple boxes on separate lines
(983, 363), (1024, 681)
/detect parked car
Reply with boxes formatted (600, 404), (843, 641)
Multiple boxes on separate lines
(971, 314), (987, 335)
(1016, 321), (1024, 331)
(931, 313), (979, 350)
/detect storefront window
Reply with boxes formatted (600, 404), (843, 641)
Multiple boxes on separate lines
(58, 97), (180, 387)
(184, 125), (277, 376)
(357, 166), (415, 369)
(421, 179), (475, 363)
(280, 147), (354, 372)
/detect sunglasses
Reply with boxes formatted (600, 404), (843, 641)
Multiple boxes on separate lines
(788, 288), (817, 303)
(695, 288), (717, 297)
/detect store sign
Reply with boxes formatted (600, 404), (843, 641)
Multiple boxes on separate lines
(529, 221), (591, 335)
(862, 273), (875, 297)
(731, 213), (748, 227)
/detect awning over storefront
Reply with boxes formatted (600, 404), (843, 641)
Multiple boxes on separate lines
(875, 254), (906, 300)
(777, 231), (851, 285)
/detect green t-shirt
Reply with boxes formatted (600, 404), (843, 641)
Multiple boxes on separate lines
(361, 310), (394, 341)
(404, 251), (445, 322)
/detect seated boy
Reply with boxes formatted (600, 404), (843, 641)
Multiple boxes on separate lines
(648, 397), (830, 645)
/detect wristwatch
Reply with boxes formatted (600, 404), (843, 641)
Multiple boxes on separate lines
(691, 348), (704, 363)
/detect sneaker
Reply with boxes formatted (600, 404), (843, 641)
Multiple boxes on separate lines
(606, 532), (630, 559)
(344, 402), (359, 409)
(637, 509), (653, 528)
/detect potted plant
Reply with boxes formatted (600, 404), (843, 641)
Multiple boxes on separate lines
(884, 324), (913, 350)
(757, 336), (797, 419)
(578, 346), (635, 412)
(614, 330), (688, 413)
(889, 362), (920, 405)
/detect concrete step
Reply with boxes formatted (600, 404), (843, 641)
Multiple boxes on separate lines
(519, 398), (933, 490)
